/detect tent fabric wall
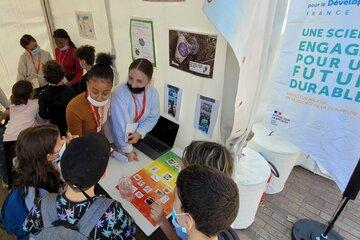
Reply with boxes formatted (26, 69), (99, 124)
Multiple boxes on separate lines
(107, 0), (228, 150)
(0, 0), (51, 99)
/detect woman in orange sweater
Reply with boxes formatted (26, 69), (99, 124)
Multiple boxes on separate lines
(66, 53), (114, 136)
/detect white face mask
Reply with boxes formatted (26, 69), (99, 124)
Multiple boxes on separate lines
(59, 44), (69, 51)
(52, 141), (66, 164)
(87, 95), (108, 107)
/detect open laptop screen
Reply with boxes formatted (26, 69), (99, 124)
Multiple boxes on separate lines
(148, 116), (179, 148)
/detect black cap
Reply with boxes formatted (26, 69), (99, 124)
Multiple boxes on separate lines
(61, 133), (111, 189)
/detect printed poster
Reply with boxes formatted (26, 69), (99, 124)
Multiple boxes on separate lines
(75, 11), (96, 40)
(169, 30), (217, 78)
(194, 95), (220, 137)
(164, 84), (182, 121)
(130, 18), (157, 67)
(266, 1), (360, 190)
(127, 151), (181, 226)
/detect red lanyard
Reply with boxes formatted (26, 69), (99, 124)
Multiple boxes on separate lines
(86, 94), (103, 128)
(29, 52), (41, 74)
(132, 91), (147, 123)
(58, 49), (69, 65)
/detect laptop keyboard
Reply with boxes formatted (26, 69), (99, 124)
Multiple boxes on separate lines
(145, 138), (168, 153)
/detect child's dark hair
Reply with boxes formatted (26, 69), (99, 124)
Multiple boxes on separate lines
(53, 28), (76, 48)
(43, 60), (65, 84)
(75, 45), (96, 65)
(10, 81), (33, 105)
(183, 141), (234, 176)
(20, 34), (36, 49)
(177, 165), (239, 237)
(87, 53), (115, 84)
(13, 124), (64, 196)
(129, 58), (153, 80)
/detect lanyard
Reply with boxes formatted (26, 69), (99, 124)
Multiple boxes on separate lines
(58, 49), (69, 65)
(131, 91), (147, 123)
(29, 52), (41, 74)
(86, 94), (104, 129)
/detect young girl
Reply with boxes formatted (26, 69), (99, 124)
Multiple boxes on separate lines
(17, 34), (52, 96)
(150, 141), (234, 240)
(3, 81), (44, 186)
(66, 53), (114, 136)
(1, 124), (65, 240)
(53, 29), (82, 87)
(110, 58), (160, 161)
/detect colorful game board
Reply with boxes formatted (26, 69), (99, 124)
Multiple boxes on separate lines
(129, 151), (182, 226)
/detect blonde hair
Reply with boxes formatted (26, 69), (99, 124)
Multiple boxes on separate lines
(182, 141), (234, 176)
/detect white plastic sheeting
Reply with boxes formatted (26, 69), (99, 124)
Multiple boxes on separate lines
(0, 0), (52, 99)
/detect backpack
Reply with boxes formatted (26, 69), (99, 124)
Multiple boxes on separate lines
(34, 193), (114, 240)
(1, 187), (45, 240)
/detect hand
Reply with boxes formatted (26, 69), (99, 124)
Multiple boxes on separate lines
(62, 132), (79, 144)
(127, 132), (141, 144)
(125, 151), (139, 162)
(150, 202), (166, 225)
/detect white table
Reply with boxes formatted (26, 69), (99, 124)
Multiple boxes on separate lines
(99, 147), (183, 236)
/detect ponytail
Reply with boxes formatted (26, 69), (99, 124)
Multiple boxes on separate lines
(53, 29), (76, 48)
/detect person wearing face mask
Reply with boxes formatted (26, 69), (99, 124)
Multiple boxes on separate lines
(1, 124), (64, 240)
(110, 58), (160, 162)
(66, 53), (114, 136)
(152, 165), (239, 240)
(17, 34), (52, 97)
(74, 45), (96, 95)
(53, 29), (82, 87)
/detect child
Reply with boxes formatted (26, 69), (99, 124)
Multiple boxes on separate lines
(39, 60), (75, 136)
(23, 133), (136, 239)
(2, 80), (43, 186)
(110, 58), (160, 162)
(1, 125), (64, 240)
(153, 165), (239, 240)
(182, 141), (234, 176)
(151, 141), (235, 239)
(74, 45), (96, 95)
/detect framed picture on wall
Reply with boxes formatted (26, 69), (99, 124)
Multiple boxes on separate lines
(130, 18), (157, 67)
(194, 95), (220, 137)
(75, 11), (96, 40)
(169, 29), (217, 78)
(164, 84), (182, 121)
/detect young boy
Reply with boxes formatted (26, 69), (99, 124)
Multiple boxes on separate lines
(151, 165), (239, 240)
(74, 45), (95, 95)
(23, 133), (136, 239)
(38, 60), (75, 136)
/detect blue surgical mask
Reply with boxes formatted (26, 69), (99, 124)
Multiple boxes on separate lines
(171, 209), (189, 240)
(31, 46), (41, 56)
(52, 141), (66, 164)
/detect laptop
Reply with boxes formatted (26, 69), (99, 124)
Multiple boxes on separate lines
(134, 116), (179, 160)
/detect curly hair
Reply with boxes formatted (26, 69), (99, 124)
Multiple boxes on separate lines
(43, 60), (65, 84)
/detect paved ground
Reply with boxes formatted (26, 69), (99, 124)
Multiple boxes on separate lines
(1, 166), (359, 240)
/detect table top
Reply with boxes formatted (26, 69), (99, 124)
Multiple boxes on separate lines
(98, 147), (183, 236)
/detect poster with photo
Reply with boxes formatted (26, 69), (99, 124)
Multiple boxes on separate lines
(75, 11), (96, 40)
(194, 95), (220, 137)
(169, 29), (217, 78)
(164, 84), (182, 121)
(130, 18), (156, 67)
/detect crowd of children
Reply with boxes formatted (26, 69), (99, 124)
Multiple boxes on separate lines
(0, 31), (240, 240)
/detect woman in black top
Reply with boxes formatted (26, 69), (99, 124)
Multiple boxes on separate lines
(39, 60), (75, 136)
